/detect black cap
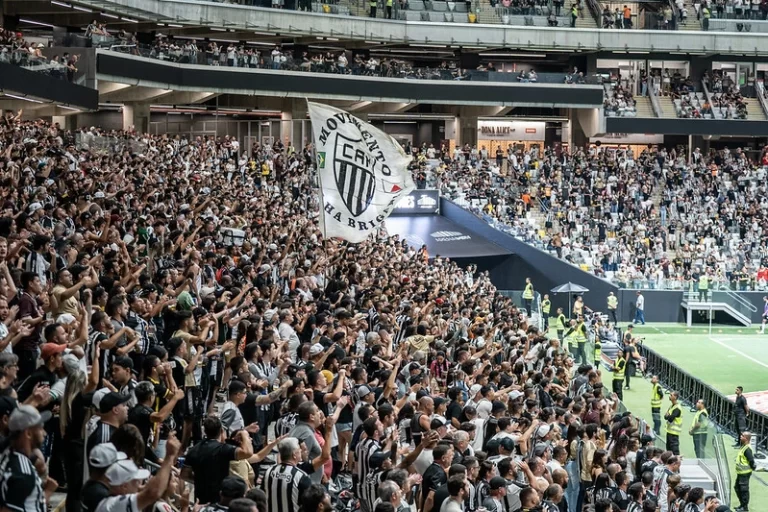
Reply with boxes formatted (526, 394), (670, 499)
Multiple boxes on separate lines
(489, 476), (508, 490)
(98, 392), (131, 414)
(499, 437), (515, 452)
(0, 396), (17, 418)
(220, 476), (247, 498)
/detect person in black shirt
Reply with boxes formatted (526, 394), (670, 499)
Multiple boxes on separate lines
(17, 343), (65, 402)
(82, 443), (127, 512)
(733, 386), (749, 447)
(420, 443), (453, 511)
(182, 416), (254, 505)
(446, 387), (465, 429)
(127, 381), (182, 461)
(87, 391), (131, 460)
(427, 464), (467, 512)
(309, 368), (344, 418)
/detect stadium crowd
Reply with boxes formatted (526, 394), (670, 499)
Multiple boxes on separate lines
(434, 142), (768, 291)
(0, 109), (736, 512)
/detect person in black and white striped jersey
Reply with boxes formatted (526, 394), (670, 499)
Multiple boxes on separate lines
(355, 416), (397, 512)
(0, 405), (54, 512)
(262, 437), (312, 512)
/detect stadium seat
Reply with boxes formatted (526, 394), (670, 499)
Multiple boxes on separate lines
(409, 0), (426, 10)
(432, 1), (448, 11)
(405, 11), (423, 20)
(444, 11), (455, 21)
(453, 2), (468, 12)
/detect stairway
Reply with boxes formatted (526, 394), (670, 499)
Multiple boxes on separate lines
(634, 96), (656, 117)
(476, 0), (502, 23)
(745, 99), (768, 120)
(658, 96), (679, 118)
(576, 13), (598, 28)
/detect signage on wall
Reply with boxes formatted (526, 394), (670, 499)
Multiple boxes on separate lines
(477, 121), (546, 141)
(391, 190), (440, 215)
(590, 133), (663, 144)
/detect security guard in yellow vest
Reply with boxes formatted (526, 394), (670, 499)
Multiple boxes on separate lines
(555, 308), (567, 341)
(607, 292), (618, 324)
(522, 278), (535, 316)
(702, 5), (711, 30)
(385, 0), (393, 18)
(541, 294), (551, 329)
(735, 431), (755, 511)
(650, 375), (664, 435)
(369, 0), (377, 17)
(698, 272), (709, 302)
(611, 351), (626, 401)
(664, 391), (683, 455)
(571, 316), (588, 365)
(690, 399), (709, 459)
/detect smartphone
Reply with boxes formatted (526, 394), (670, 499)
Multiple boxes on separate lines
(168, 361), (177, 369)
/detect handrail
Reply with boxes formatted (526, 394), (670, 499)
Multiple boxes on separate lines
(712, 432), (732, 505)
(724, 289), (758, 312)
(756, 82), (768, 119)
(647, 76), (664, 117)
(583, 0), (603, 27)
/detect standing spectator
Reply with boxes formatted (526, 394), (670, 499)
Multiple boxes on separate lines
(15, 272), (45, 381)
(0, 405), (58, 510)
(633, 291), (645, 325)
(182, 416), (254, 505)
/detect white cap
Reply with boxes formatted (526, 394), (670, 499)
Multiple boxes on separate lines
(89, 442), (127, 468)
(92, 388), (110, 410)
(470, 384), (482, 396)
(105, 459), (150, 485)
(309, 343), (324, 357)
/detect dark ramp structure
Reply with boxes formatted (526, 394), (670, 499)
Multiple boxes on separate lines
(384, 215), (512, 279)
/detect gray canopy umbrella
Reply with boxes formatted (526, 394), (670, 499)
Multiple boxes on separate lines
(550, 282), (590, 317)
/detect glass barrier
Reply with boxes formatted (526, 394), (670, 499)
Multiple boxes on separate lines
(0, 47), (72, 81)
(97, 41), (602, 85)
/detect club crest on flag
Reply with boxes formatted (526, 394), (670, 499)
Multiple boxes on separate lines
(308, 101), (415, 243)
(333, 133), (376, 217)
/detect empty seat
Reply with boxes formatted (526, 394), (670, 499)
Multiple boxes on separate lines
(405, 10), (423, 20)
(444, 11), (454, 20)
(453, 2), (468, 12)
(409, 0), (426, 9)
(431, 1), (448, 11)
(421, 11), (432, 20)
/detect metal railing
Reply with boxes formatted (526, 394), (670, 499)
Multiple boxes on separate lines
(641, 344), (768, 452)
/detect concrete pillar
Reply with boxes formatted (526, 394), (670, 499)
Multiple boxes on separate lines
(289, 100), (308, 151)
(122, 103), (150, 133)
(457, 116), (478, 148)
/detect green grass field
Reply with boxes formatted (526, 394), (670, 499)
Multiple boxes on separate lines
(617, 323), (768, 510)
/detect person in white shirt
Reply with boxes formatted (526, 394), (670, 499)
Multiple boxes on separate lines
(634, 291), (645, 325)
(440, 475), (468, 512)
(277, 309), (301, 362)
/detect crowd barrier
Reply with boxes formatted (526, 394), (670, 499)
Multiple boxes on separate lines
(640, 344), (768, 452)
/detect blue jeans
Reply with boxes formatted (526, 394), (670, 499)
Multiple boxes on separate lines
(634, 309), (645, 324)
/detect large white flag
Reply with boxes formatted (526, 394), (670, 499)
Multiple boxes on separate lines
(308, 102), (415, 243)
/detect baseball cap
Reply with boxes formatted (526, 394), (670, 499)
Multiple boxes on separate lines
(105, 459), (150, 485)
(41, 343), (66, 361)
(499, 437), (515, 452)
(221, 476), (248, 498)
(89, 442), (128, 469)
(357, 386), (372, 400)
(508, 390), (524, 401)
(470, 384), (482, 396)
(8, 404), (52, 432)
(489, 476), (508, 490)
(430, 417), (447, 429)
(536, 425), (551, 439)
(308, 343), (324, 357)
(0, 396), (17, 418)
(98, 392), (131, 414)
(61, 353), (80, 375)
(433, 397), (447, 409)
(369, 451), (392, 469)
